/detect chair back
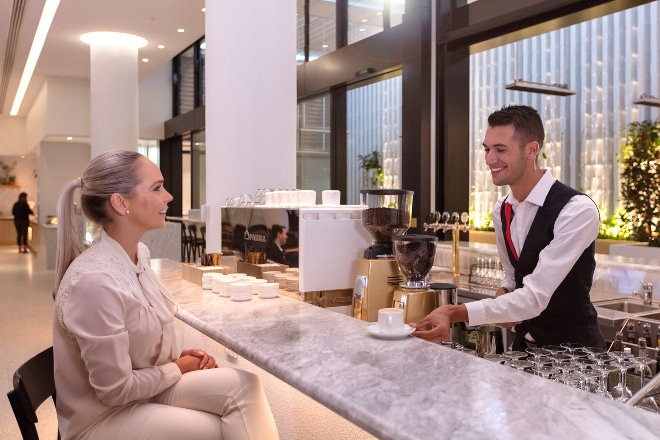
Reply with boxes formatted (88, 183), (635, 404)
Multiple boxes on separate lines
(6, 346), (59, 440)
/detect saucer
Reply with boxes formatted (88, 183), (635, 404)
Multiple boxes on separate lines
(366, 323), (415, 340)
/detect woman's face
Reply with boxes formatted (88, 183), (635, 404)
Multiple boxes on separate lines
(125, 158), (173, 232)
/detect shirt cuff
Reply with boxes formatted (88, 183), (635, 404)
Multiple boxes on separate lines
(464, 301), (487, 327)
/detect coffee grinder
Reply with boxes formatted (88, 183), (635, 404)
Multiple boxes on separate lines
(353, 189), (413, 323)
(391, 234), (439, 324)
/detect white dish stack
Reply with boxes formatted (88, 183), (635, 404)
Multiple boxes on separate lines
(262, 271), (281, 282)
(215, 277), (236, 296)
(251, 278), (268, 295)
(230, 281), (253, 301)
(257, 282), (280, 299)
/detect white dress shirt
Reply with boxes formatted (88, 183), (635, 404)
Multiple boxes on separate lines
(465, 170), (600, 326)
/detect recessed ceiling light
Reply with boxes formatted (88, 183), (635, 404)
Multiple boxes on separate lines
(10, 0), (60, 116)
(141, 58), (149, 63)
(157, 44), (165, 49)
(177, 28), (185, 33)
(361, 19), (367, 23)
(359, 28), (366, 32)
(322, 44), (328, 48)
(80, 32), (147, 48)
(201, 7), (206, 12)
(66, 136), (73, 141)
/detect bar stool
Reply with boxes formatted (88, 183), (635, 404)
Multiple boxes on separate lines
(178, 221), (193, 262)
(188, 224), (205, 262)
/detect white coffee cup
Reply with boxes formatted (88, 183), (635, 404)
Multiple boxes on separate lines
(322, 190), (340, 206)
(377, 308), (405, 332)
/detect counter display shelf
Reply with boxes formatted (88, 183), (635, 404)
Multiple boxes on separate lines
(153, 258), (660, 440)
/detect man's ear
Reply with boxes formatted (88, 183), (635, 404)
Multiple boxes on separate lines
(527, 141), (540, 160)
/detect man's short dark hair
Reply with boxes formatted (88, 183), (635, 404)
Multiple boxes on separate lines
(270, 224), (285, 240)
(487, 105), (545, 148)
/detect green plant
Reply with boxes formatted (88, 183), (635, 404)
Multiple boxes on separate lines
(618, 120), (660, 246)
(0, 160), (16, 185)
(357, 150), (384, 188)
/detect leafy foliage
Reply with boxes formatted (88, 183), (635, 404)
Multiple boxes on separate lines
(357, 150), (384, 188)
(618, 120), (660, 246)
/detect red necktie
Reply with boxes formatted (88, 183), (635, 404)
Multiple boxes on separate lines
(504, 202), (519, 261)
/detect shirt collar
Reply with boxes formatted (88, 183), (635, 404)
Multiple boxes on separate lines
(508, 169), (555, 207)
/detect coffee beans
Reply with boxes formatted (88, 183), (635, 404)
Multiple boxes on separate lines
(362, 208), (411, 242)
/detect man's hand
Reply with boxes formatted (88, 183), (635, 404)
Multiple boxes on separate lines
(410, 305), (468, 342)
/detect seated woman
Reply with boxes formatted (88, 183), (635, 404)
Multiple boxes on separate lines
(52, 150), (279, 440)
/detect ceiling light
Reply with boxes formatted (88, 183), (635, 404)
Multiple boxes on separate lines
(141, 58), (149, 63)
(505, 79), (576, 96)
(157, 44), (165, 49)
(10, 0), (60, 116)
(80, 32), (147, 48)
(633, 93), (660, 107)
(202, 8), (206, 12)
(66, 136), (73, 141)
(177, 28), (185, 33)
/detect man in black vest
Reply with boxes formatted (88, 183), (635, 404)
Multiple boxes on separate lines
(412, 105), (605, 349)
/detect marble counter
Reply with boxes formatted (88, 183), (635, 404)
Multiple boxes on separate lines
(152, 258), (660, 440)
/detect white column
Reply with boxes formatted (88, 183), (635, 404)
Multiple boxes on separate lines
(204, 3), (297, 252)
(81, 33), (145, 157)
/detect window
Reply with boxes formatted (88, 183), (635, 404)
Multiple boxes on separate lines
(346, 73), (402, 204)
(297, 94), (331, 203)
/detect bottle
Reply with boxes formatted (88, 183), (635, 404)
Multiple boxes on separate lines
(626, 321), (637, 344)
(642, 323), (652, 346)
(638, 337), (648, 359)
(611, 331), (624, 352)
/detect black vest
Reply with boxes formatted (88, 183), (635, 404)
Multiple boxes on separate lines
(502, 181), (605, 349)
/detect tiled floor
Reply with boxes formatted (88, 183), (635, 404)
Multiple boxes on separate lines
(0, 246), (59, 439)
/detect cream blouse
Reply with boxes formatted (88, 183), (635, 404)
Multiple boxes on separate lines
(53, 231), (182, 440)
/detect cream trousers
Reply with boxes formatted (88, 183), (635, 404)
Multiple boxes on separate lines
(80, 368), (279, 440)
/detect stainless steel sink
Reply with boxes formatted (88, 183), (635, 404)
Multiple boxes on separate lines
(593, 299), (657, 314)
(636, 312), (660, 321)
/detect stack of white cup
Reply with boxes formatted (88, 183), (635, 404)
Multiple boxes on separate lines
(230, 282), (253, 301)
(216, 277), (236, 297)
(251, 278), (268, 295)
(262, 271), (281, 282)
(257, 283), (280, 299)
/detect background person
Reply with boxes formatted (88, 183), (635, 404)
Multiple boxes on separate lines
(412, 105), (605, 350)
(12, 192), (33, 253)
(53, 150), (279, 440)
(267, 224), (287, 264)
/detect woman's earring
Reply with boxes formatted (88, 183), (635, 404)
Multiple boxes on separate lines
(125, 210), (130, 215)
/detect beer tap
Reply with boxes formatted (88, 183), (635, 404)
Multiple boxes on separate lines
(423, 211), (470, 277)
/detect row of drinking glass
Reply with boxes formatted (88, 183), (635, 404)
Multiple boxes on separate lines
(481, 343), (659, 413)
(468, 256), (504, 288)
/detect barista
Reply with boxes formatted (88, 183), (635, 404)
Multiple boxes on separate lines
(267, 224), (287, 264)
(411, 105), (605, 349)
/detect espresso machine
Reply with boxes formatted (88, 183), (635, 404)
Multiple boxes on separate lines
(353, 189), (413, 323)
(391, 234), (439, 324)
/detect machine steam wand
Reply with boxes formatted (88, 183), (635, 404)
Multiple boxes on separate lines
(423, 211), (470, 277)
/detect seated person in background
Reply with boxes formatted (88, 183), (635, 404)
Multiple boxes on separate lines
(53, 150), (279, 440)
(267, 224), (287, 264)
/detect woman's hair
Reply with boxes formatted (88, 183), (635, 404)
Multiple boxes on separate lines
(54, 150), (144, 292)
(18, 192), (27, 202)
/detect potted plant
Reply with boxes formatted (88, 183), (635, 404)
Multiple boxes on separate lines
(357, 150), (384, 189)
(618, 120), (660, 247)
(0, 160), (16, 185)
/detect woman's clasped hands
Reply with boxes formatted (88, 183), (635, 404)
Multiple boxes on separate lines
(175, 349), (218, 373)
